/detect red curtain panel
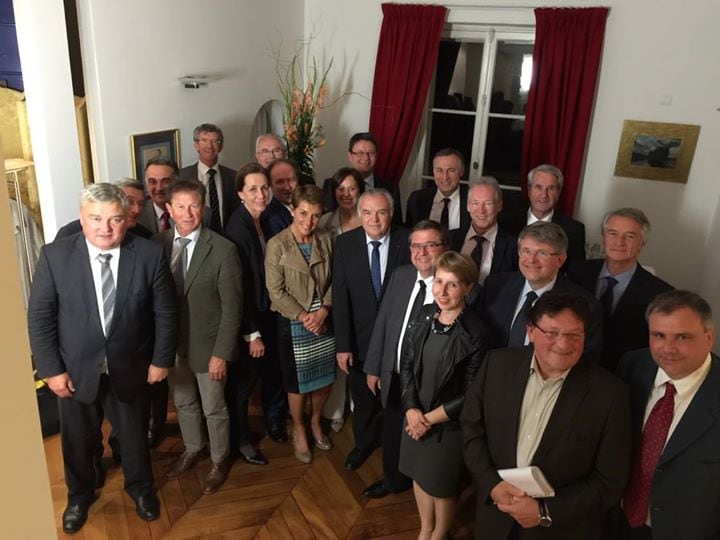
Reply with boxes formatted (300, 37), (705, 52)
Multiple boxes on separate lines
(520, 7), (609, 216)
(369, 3), (447, 185)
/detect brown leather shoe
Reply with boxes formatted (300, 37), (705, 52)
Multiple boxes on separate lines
(202, 458), (232, 494)
(166, 451), (201, 479)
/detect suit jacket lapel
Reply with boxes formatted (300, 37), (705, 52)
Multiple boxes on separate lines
(109, 236), (136, 336)
(499, 348), (534, 465)
(533, 360), (592, 461)
(384, 228), (405, 291)
(500, 273), (525, 331)
(185, 228), (212, 292)
(660, 358), (720, 465)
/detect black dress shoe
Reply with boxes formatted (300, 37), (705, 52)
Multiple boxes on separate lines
(344, 449), (368, 471)
(62, 502), (90, 534)
(238, 449), (268, 466)
(267, 422), (288, 443)
(133, 492), (160, 521)
(363, 479), (390, 498)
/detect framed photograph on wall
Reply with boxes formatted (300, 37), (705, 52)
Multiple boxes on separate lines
(614, 120), (700, 184)
(130, 129), (180, 182)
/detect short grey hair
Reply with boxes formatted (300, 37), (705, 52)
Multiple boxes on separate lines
(192, 123), (224, 143)
(469, 176), (502, 202)
(113, 178), (144, 192)
(255, 133), (285, 151)
(518, 222), (568, 254)
(601, 207), (651, 241)
(357, 188), (394, 217)
(646, 290), (714, 331)
(527, 164), (564, 190)
(80, 183), (129, 211)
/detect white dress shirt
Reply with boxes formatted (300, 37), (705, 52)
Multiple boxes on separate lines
(461, 223), (499, 284)
(197, 161), (225, 227)
(86, 240), (121, 374)
(365, 232), (390, 284)
(429, 187), (461, 230)
(173, 226), (201, 272)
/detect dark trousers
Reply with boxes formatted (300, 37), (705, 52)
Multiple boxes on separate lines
(382, 372), (412, 492)
(148, 379), (168, 436)
(60, 375), (153, 505)
(348, 359), (381, 457)
(225, 310), (286, 450)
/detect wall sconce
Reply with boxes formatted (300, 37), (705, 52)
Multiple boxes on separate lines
(179, 76), (209, 89)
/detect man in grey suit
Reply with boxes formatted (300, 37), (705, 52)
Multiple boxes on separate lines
(137, 156), (179, 234)
(28, 183), (178, 533)
(363, 220), (449, 498)
(160, 179), (243, 495)
(617, 290), (720, 540)
(178, 123), (238, 232)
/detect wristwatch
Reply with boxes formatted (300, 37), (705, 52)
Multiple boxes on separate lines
(538, 499), (552, 527)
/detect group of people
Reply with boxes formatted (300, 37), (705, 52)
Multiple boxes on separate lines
(27, 123), (718, 540)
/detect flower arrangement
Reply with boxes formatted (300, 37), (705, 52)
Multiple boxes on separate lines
(277, 51), (332, 180)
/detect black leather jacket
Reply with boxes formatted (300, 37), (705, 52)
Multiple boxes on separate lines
(400, 304), (490, 421)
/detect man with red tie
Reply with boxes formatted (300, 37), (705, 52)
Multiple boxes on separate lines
(617, 290), (719, 540)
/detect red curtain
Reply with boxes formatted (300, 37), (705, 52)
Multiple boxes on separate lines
(369, 4), (447, 185)
(520, 7), (609, 216)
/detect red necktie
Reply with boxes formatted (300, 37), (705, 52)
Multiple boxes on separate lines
(160, 211), (170, 231)
(623, 382), (676, 527)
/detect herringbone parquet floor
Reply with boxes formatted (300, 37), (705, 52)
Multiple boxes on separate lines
(44, 412), (475, 539)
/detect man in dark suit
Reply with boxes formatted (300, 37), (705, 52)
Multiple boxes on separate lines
(451, 176), (518, 284)
(178, 123), (238, 233)
(321, 133), (402, 223)
(137, 156), (179, 234)
(333, 188), (410, 470)
(406, 147), (470, 232)
(160, 179), (243, 495)
(480, 222), (603, 357)
(261, 158), (298, 239)
(616, 290), (719, 540)
(28, 183), (178, 534)
(568, 208), (673, 372)
(461, 291), (632, 539)
(499, 164), (585, 269)
(56, 178), (152, 240)
(363, 220), (448, 498)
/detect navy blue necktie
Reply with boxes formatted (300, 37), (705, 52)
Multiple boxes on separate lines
(207, 168), (221, 232)
(508, 291), (538, 346)
(440, 198), (450, 228)
(600, 275), (618, 317)
(370, 240), (382, 300)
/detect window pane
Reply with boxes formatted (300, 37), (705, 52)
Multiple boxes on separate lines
(490, 42), (534, 115)
(483, 117), (524, 186)
(433, 40), (483, 111)
(425, 112), (473, 179)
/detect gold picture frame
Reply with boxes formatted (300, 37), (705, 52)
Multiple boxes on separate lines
(614, 120), (700, 184)
(130, 129), (180, 183)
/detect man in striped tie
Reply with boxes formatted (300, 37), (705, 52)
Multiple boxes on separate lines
(28, 183), (178, 534)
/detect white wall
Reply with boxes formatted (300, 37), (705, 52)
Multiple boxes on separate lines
(77, 0), (305, 180)
(305, 0), (720, 296)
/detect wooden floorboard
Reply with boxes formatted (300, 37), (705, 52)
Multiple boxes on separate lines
(45, 412), (474, 538)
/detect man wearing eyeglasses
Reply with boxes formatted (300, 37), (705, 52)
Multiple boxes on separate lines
(451, 177), (518, 284)
(178, 123), (238, 233)
(479, 222), (602, 357)
(461, 291), (632, 540)
(499, 164), (585, 270)
(254, 133), (287, 168)
(362, 220), (448, 499)
(321, 132), (403, 223)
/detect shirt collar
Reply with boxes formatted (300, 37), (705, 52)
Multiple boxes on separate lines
(466, 222), (498, 243)
(433, 186), (461, 204)
(599, 261), (637, 285)
(365, 232), (390, 246)
(174, 225), (202, 242)
(653, 353), (712, 400)
(197, 161), (216, 176)
(529, 354), (571, 383)
(85, 239), (121, 259)
(416, 270), (435, 287)
(528, 209), (554, 224)
(521, 276), (557, 297)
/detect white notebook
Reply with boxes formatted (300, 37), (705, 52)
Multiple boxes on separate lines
(497, 466), (555, 498)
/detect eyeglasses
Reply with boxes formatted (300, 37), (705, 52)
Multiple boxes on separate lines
(410, 242), (444, 251)
(350, 150), (376, 158)
(257, 147), (285, 158)
(519, 247), (559, 260)
(196, 137), (222, 146)
(533, 324), (584, 343)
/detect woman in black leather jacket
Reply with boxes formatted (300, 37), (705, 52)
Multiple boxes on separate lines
(399, 251), (491, 540)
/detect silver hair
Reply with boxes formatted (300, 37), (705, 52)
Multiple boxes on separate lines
(601, 207), (651, 241)
(255, 133), (285, 151)
(518, 222), (568, 254)
(357, 188), (394, 217)
(469, 176), (502, 202)
(79, 183), (129, 211)
(527, 164), (564, 190)
(113, 178), (144, 191)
